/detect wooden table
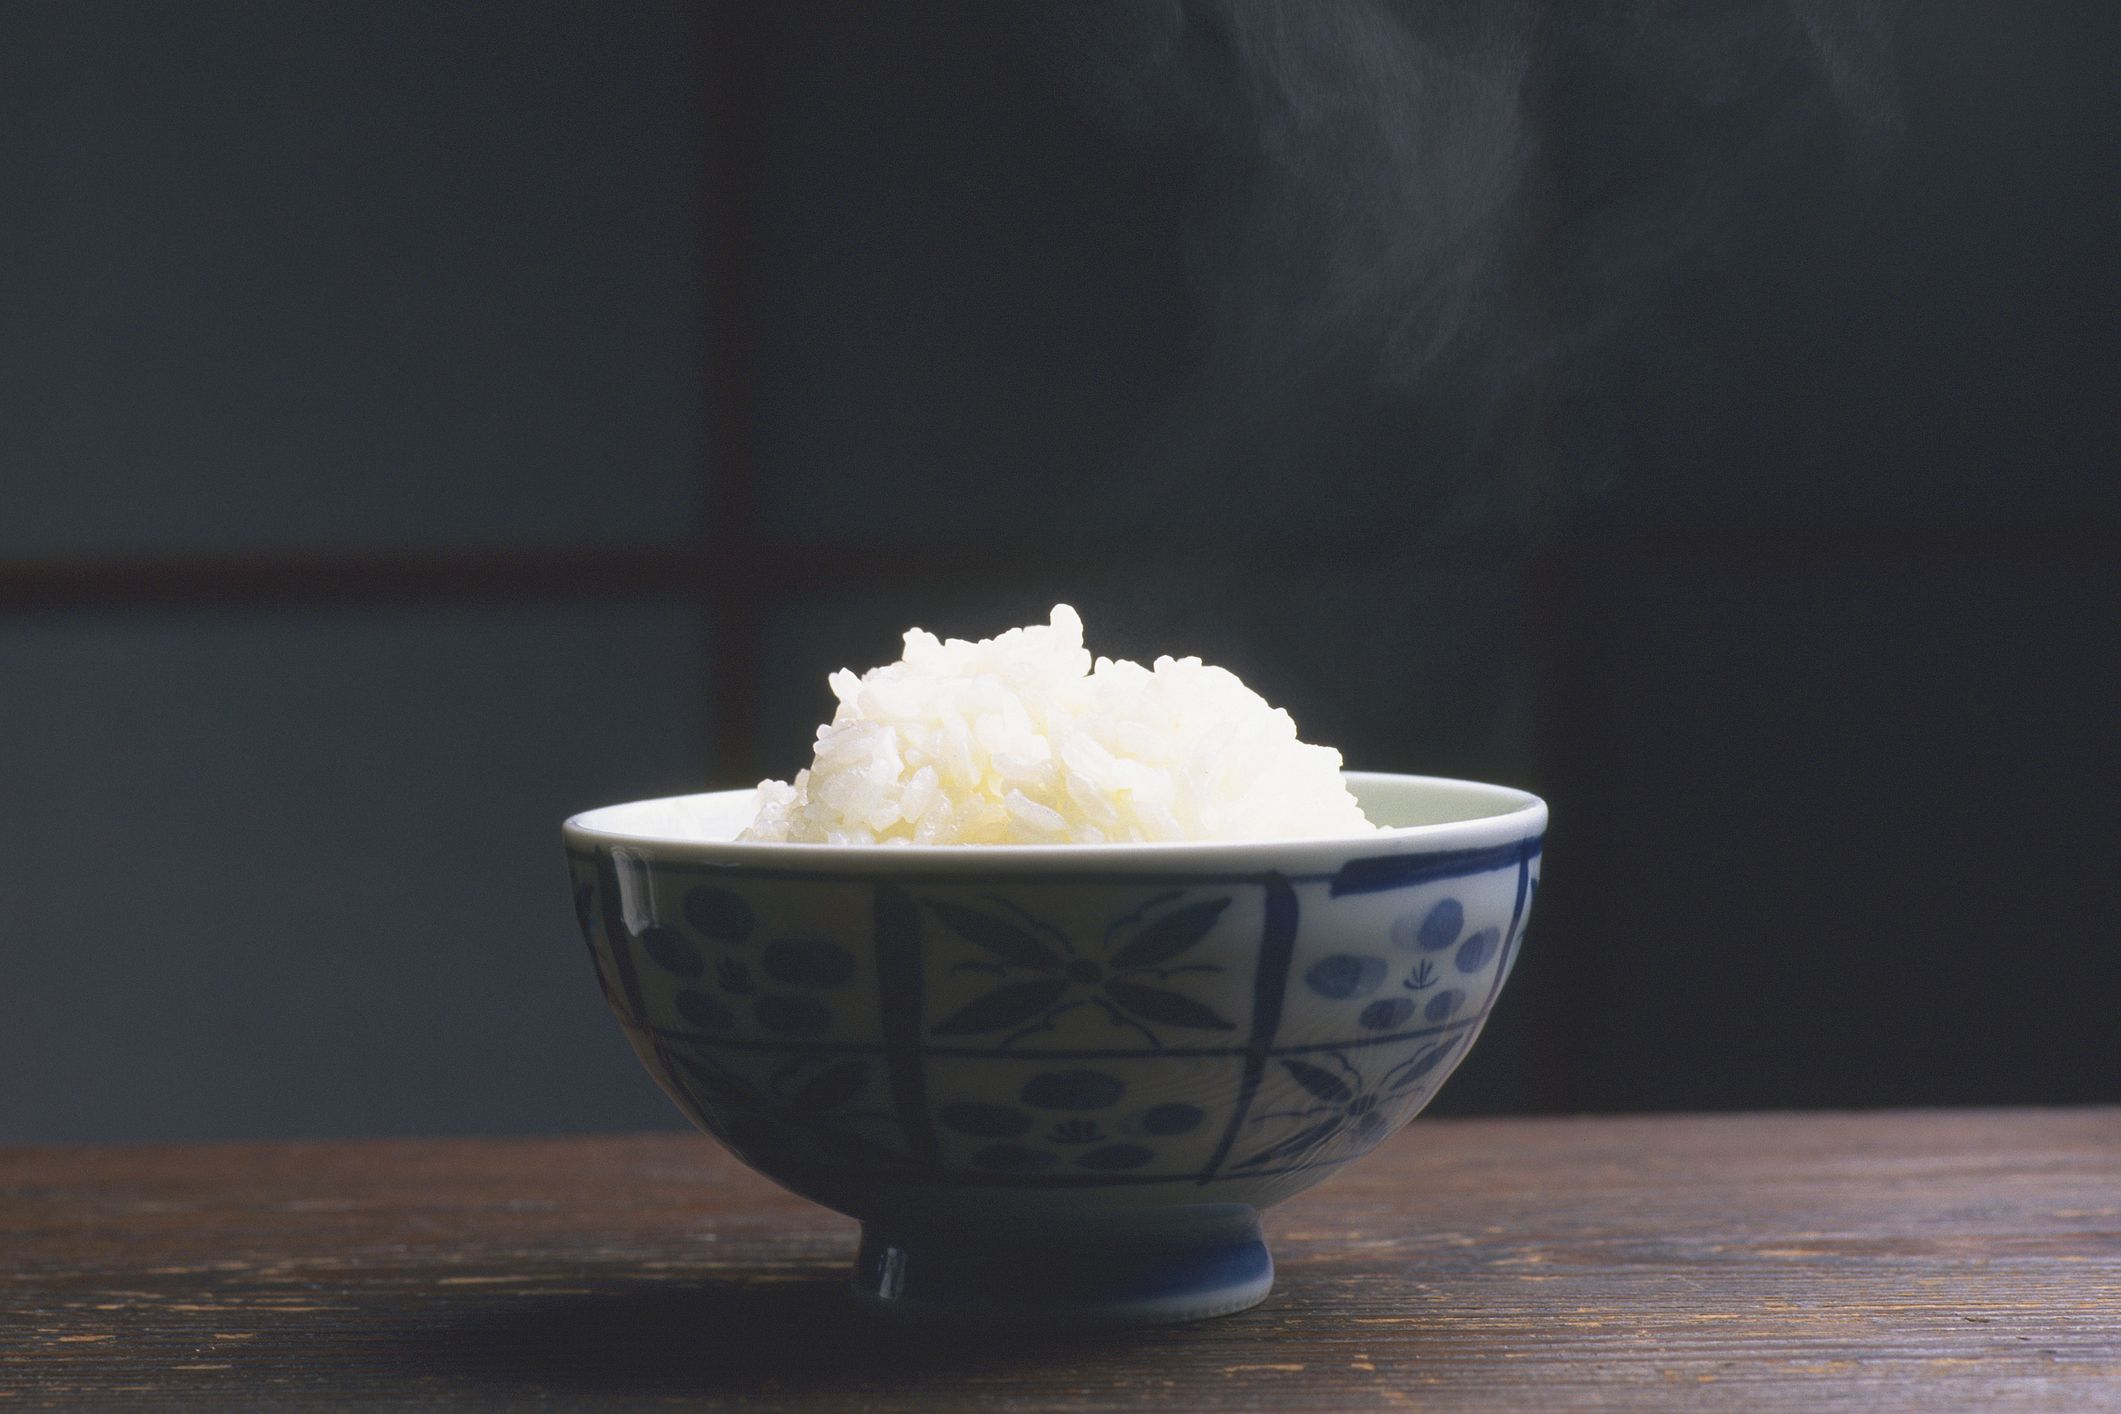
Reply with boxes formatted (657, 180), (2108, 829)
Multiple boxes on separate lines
(5, 1109), (2117, 1410)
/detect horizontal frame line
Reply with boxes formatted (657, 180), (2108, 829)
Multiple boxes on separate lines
(0, 545), (716, 610)
(6, 518), (2110, 613)
(0, 534), (1432, 613)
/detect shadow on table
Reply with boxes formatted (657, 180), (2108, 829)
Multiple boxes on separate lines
(394, 1267), (1169, 1400)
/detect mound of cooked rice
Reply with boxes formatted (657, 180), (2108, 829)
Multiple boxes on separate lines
(741, 606), (1375, 845)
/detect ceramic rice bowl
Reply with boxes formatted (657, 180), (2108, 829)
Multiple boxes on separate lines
(563, 772), (1545, 1325)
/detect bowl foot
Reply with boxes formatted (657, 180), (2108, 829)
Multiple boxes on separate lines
(850, 1204), (1273, 1327)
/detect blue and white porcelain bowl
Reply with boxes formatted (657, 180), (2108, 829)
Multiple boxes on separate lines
(563, 772), (1545, 1325)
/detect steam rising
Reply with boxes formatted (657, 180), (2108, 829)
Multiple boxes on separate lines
(1069, 4), (1527, 389)
(1026, 0), (1906, 540)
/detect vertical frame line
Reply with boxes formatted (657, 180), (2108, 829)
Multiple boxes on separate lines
(1198, 873), (1300, 1183)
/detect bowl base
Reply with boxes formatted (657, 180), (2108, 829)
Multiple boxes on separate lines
(849, 1204), (1273, 1327)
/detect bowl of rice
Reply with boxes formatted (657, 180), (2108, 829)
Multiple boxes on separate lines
(564, 607), (1545, 1325)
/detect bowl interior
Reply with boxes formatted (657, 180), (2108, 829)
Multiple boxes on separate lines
(567, 771), (1539, 848)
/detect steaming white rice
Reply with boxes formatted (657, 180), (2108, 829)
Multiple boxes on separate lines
(742, 606), (1375, 845)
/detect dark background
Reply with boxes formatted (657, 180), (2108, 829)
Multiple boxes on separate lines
(3, 0), (2115, 1142)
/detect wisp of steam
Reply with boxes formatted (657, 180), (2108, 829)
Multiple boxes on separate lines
(1021, 0), (1906, 554)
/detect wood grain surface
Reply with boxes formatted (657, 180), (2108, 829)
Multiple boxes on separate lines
(5, 1108), (2118, 1411)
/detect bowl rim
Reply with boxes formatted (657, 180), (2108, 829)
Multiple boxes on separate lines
(564, 771), (1546, 873)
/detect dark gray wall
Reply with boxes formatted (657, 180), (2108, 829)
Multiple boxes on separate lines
(0, 606), (710, 1139)
(2, 0), (710, 1141)
(2, 0), (706, 556)
(3, 0), (2115, 1142)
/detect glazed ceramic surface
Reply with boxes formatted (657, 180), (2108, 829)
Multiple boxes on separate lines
(564, 772), (1544, 1324)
